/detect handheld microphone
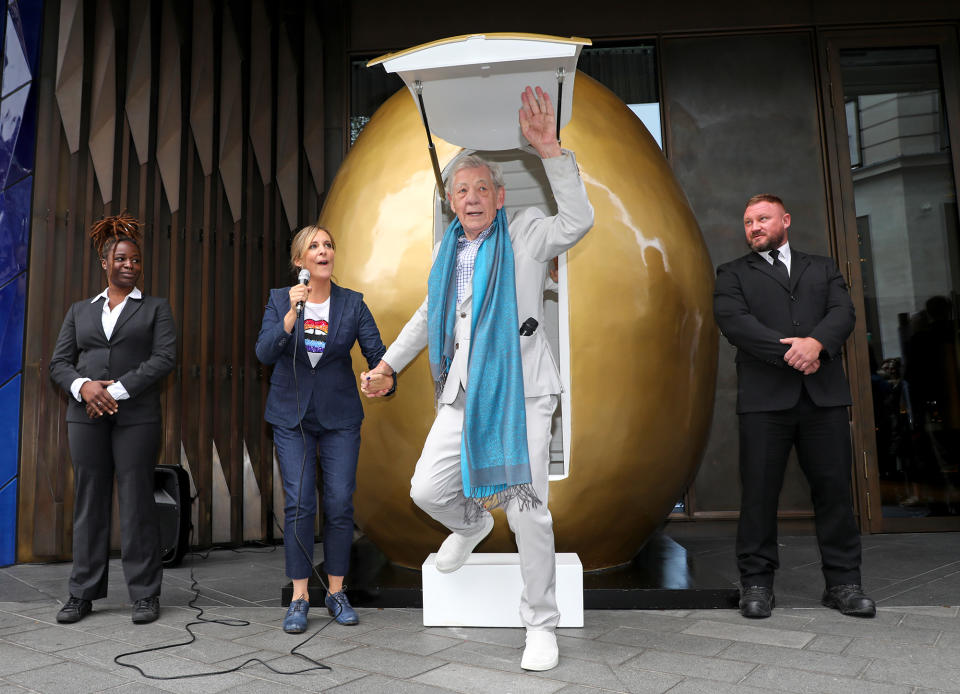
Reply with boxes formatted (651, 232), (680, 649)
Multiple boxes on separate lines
(295, 268), (310, 314)
(519, 317), (538, 336)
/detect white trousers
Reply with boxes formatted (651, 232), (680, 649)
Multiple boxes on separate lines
(410, 391), (559, 631)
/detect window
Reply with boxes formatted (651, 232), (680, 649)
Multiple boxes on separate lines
(846, 99), (862, 167)
(578, 43), (662, 149)
(350, 58), (403, 146)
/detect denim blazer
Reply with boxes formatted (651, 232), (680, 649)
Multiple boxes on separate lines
(255, 283), (386, 429)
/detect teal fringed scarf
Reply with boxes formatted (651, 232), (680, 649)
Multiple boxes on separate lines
(427, 208), (541, 519)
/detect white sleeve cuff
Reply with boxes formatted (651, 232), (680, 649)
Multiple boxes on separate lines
(107, 382), (130, 401)
(70, 378), (91, 402)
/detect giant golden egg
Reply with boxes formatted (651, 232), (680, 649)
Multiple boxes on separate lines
(324, 72), (717, 571)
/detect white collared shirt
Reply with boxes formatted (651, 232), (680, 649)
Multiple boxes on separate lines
(69, 287), (142, 402)
(759, 241), (792, 275)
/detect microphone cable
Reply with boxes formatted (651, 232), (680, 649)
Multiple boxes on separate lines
(112, 549), (333, 680)
(289, 290), (343, 623)
(113, 293), (339, 679)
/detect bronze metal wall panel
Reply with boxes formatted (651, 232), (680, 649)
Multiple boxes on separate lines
(18, 0), (322, 561)
(661, 32), (832, 515)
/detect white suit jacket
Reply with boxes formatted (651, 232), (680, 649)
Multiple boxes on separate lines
(382, 151), (594, 404)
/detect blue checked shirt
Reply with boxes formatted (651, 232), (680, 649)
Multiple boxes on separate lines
(455, 224), (494, 305)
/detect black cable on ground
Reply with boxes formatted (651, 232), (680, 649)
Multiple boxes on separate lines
(114, 294), (346, 679)
(113, 546), (334, 679)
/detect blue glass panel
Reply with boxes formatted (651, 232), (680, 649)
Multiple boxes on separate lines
(8, 77), (34, 183)
(0, 477), (16, 566)
(0, 272), (25, 384)
(2, 10), (30, 98)
(0, 188), (9, 284)
(0, 81), (28, 191)
(0, 373), (20, 487)
(11, 0), (42, 76)
(0, 175), (31, 286)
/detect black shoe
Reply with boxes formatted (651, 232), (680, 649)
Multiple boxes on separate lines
(822, 584), (876, 617)
(739, 585), (774, 618)
(56, 596), (92, 624)
(131, 596), (160, 624)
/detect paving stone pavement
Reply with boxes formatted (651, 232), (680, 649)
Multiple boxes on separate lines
(0, 535), (956, 693)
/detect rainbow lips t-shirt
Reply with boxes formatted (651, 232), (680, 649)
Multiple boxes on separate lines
(302, 298), (330, 367)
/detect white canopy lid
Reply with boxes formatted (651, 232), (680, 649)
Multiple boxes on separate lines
(368, 33), (591, 151)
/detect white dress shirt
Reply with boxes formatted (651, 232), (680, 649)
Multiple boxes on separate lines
(759, 241), (792, 275)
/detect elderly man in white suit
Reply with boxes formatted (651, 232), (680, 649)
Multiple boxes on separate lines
(362, 86), (594, 671)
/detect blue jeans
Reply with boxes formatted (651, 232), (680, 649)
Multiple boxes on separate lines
(273, 419), (361, 579)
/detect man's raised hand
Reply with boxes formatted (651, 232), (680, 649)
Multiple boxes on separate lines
(519, 86), (562, 159)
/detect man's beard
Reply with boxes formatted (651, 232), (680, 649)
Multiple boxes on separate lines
(748, 232), (783, 253)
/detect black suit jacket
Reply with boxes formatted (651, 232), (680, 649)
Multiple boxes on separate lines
(713, 248), (855, 413)
(50, 294), (177, 424)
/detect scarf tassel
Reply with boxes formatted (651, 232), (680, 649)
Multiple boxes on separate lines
(464, 483), (542, 524)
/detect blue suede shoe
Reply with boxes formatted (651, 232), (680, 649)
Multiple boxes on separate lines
(324, 590), (358, 625)
(282, 598), (309, 633)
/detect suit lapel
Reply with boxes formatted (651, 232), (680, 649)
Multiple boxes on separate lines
(747, 253), (790, 291)
(87, 297), (109, 342)
(326, 283), (344, 351)
(112, 294), (144, 337)
(789, 252), (811, 291)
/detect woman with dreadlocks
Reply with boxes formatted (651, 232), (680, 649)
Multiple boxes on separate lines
(49, 213), (176, 625)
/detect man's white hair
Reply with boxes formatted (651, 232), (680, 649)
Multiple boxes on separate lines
(444, 155), (504, 200)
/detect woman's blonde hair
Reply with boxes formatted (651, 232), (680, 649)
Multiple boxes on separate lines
(289, 225), (336, 273)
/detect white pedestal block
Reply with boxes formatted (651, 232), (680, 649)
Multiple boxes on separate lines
(421, 553), (583, 627)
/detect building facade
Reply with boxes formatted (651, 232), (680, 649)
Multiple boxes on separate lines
(5, 0), (960, 563)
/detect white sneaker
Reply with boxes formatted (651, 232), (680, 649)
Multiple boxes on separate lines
(521, 630), (559, 671)
(434, 514), (494, 573)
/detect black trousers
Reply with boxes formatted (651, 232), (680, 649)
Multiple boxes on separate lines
(67, 419), (163, 601)
(736, 390), (862, 589)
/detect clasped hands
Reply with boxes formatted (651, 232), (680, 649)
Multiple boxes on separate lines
(80, 380), (118, 418)
(359, 361), (394, 398)
(780, 336), (822, 375)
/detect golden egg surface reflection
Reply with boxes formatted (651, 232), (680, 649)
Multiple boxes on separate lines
(324, 73), (717, 571)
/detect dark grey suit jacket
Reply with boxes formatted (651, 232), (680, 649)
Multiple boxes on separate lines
(713, 248), (856, 414)
(50, 294), (177, 424)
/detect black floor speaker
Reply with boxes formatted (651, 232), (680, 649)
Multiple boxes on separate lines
(154, 464), (192, 567)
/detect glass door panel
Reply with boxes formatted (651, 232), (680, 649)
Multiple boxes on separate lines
(839, 46), (960, 520)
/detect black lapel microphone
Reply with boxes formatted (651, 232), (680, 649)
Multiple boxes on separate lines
(519, 317), (538, 336)
(295, 268), (310, 314)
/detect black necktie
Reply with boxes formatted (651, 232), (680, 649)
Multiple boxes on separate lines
(770, 249), (790, 284)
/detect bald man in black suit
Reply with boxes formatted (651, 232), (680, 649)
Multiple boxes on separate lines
(713, 194), (875, 619)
